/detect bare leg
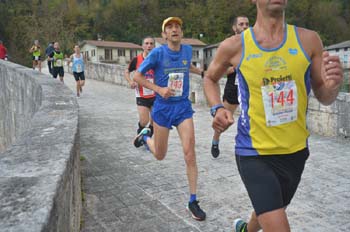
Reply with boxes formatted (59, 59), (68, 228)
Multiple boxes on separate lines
(177, 118), (197, 194)
(80, 80), (85, 92)
(137, 105), (151, 128)
(246, 211), (261, 232)
(250, 208), (290, 232)
(76, 81), (80, 96)
(145, 121), (169, 160)
(38, 60), (42, 72)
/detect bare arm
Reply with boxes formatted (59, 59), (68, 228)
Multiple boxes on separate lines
(190, 64), (203, 76)
(133, 71), (175, 99)
(300, 28), (343, 105)
(203, 35), (241, 132)
(124, 59), (137, 88)
(203, 35), (241, 106)
(124, 69), (137, 88)
(67, 54), (73, 66)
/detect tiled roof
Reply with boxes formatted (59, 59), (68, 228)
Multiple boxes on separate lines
(155, 37), (206, 46)
(325, 40), (350, 50)
(204, 42), (220, 50)
(81, 40), (142, 49)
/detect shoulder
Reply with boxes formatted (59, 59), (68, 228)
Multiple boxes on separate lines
(182, 44), (192, 49)
(295, 27), (323, 58)
(148, 47), (162, 58)
(216, 35), (242, 66)
(220, 34), (242, 51)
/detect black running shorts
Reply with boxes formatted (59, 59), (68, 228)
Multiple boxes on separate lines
(52, 67), (64, 78)
(223, 74), (239, 105)
(32, 56), (41, 61)
(235, 148), (309, 216)
(73, 72), (85, 81)
(136, 97), (155, 108)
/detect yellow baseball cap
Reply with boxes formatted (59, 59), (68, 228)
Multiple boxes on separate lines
(162, 17), (183, 32)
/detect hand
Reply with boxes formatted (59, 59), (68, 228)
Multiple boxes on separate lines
(227, 66), (235, 75)
(212, 108), (234, 133)
(159, 87), (175, 99)
(129, 81), (137, 89)
(322, 51), (343, 90)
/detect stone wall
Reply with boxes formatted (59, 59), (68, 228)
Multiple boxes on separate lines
(0, 60), (81, 231)
(0, 63), (42, 152)
(308, 92), (350, 137)
(83, 61), (350, 138)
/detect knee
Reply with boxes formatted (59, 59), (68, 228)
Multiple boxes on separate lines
(154, 151), (166, 161)
(184, 151), (196, 166)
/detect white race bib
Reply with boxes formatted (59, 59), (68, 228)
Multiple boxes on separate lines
(261, 80), (298, 126)
(34, 56), (39, 61)
(76, 64), (82, 73)
(168, 73), (184, 97)
(56, 59), (63, 67)
(143, 79), (154, 96)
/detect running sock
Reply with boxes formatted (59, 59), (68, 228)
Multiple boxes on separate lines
(212, 140), (219, 145)
(142, 135), (150, 143)
(137, 122), (145, 134)
(149, 125), (154, 136)
(189, 194), (197, 203)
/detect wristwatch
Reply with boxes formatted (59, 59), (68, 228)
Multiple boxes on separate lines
(210, 104), (224, 117)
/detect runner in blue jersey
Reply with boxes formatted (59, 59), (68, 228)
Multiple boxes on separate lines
(132, 17), (206, 221)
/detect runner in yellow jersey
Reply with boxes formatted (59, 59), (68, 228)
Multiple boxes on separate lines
(48, 42), (65, 82)
(29, 40), (42, 72)
(204, 0), (343, 231)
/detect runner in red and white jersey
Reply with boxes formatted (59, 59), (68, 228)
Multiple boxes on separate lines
(124, 36), (156, 136)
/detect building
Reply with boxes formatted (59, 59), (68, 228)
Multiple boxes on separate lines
(325, 40), (350, 92)
(80, 40), (142, 65)
(203, 42), (220, 71)
(154, 37), (206, 68)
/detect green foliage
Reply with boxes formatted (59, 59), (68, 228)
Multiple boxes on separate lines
(0, 0), (349, 66)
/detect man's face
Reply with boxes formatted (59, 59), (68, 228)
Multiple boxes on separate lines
(74, 46), (80, 53)
(254, 0), (287, 14)
(162, 22), (183, 43)
(142, 38), (155, 54)
(233, 17), (249, 34)
(54, 42), (60, 50)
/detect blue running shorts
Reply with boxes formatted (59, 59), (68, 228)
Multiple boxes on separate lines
(152, 99), (194, 129)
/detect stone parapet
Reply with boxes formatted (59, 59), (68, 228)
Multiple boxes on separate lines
(0, 60), (81, 231)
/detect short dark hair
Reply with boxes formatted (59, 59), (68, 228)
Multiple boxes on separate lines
(142, 36), (155, 45)
(233, 16), (248, 26)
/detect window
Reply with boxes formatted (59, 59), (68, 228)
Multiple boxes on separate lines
(192, 50), (199, 59)
(344, 48), (348, 51)
(105, 49), (112, 60)
(91, 49), (96, 57)
(130, 50), (136, 59)
(118, 49), (125, 57)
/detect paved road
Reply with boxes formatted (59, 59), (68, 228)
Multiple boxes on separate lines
(59, 71), (350, 232)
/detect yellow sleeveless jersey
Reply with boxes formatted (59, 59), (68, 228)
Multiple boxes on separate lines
(236, 24), (311, 156)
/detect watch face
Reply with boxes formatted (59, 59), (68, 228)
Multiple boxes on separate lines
(210, 108), (216, 117)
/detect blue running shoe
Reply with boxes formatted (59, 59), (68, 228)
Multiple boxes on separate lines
(133, 128), (151, 148)
(233, 218), (247, 232)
